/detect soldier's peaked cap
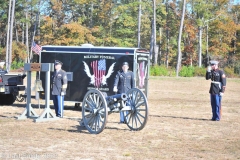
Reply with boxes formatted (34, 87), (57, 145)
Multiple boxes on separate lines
(55, 60), (63, 65)
(210, 60), (219, 65)
(122, 62), (129, 66)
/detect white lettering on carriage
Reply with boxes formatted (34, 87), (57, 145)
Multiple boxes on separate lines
(84, 55), (99, 59)
(99, 56), (115, 59)
(138, 57), (148, 61)
(87, 87), (109, 91)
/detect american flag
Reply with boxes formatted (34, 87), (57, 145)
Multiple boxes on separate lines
(139, 61), (145, 88)
(91, 59), (106, 88)
(31, 41), (42, 55)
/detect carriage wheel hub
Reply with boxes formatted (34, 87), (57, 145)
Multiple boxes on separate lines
(91, 108), (98, 114)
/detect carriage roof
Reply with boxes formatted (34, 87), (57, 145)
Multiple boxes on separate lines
(41, 45), (149, 55)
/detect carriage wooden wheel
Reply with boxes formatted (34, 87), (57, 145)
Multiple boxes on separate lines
(82, 89), (108, 134)
(124, 88), (149, 131)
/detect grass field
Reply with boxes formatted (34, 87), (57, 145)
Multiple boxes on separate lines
(0, 77), (240, 160)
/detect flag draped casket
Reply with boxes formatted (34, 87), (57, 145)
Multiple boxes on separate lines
(39, 46), (149, 102)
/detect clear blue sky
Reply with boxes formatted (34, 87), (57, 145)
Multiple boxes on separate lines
(234, 0), (240, 4)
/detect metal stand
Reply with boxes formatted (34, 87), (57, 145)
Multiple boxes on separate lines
(35, 66), (58, 122)
(17, 71), (38, 119)
(17, 63), (59, 122)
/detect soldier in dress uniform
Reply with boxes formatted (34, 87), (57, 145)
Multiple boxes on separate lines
(52, 60), (68, 118)
(206, 60), (226, 121)
(113, 62), (135, 123)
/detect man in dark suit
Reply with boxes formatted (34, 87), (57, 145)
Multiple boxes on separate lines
(52, 60), (68, 118)
(113, 62), (135, 123)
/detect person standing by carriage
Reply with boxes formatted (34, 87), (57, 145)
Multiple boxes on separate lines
(52, 60), (68, 118)
(113, 62), (135, 123)
(206, 60), (226, 121)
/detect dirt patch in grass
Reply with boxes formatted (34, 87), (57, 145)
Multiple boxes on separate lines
(0, 77), (240, 159)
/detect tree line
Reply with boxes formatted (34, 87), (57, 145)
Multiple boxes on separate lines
(0, 0), (239, 74)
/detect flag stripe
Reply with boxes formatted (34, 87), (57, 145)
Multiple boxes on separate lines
(31, 41), (42, 55)
(90, 59), (106, 88)
(139, 61), (145, 88)
(98, 59), (106, 88)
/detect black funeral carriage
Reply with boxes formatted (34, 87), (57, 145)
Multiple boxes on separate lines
(40, 45), (150, 133)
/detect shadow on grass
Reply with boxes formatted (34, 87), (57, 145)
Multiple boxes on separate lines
(150, 114), (210, 121)
(48, 122), (129, 134)
(104, 126), (129, 131)
(0, 114), (15, 119)
(48, 125), (91, 134)
(0, 111), (24, 119)
(11, 102), (82, 112)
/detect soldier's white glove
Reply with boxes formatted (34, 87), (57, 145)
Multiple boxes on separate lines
(207, 66), (212, 72)
(113, 86), (118, 92)
(220, 92), (224, 96)
(61, 92), (65, 96)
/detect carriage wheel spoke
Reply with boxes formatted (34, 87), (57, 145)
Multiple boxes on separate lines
(134, 93), (141, 106)
(83, 106), (91, 112)
(96, 95), (100, 108)
(86, 115), (95, 126)
(134, 91), (140, 105)
(85, 98), (94, 109)
(135, 113), (143, 124)
(136, 111), (145, 119)
(135, 100), (145, 109)
(133, 114), (138, 128)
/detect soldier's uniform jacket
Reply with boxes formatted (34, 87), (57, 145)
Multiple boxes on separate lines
(206, 69), (226, 94)
(114, 70), (135, 94)
(52, 69), (68, 95)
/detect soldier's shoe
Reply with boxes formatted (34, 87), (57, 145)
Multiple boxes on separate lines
(118, 121), (125, 124)
(211, 118), (220, 121)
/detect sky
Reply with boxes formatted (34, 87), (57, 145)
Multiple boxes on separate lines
(234, 0), (240, 4)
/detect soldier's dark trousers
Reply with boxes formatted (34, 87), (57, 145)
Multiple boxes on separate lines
(210, 94), (222, 121)
(120, 111), (128, 122)
(53, 95), (64, 117)
(120, 111), (125, 122)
